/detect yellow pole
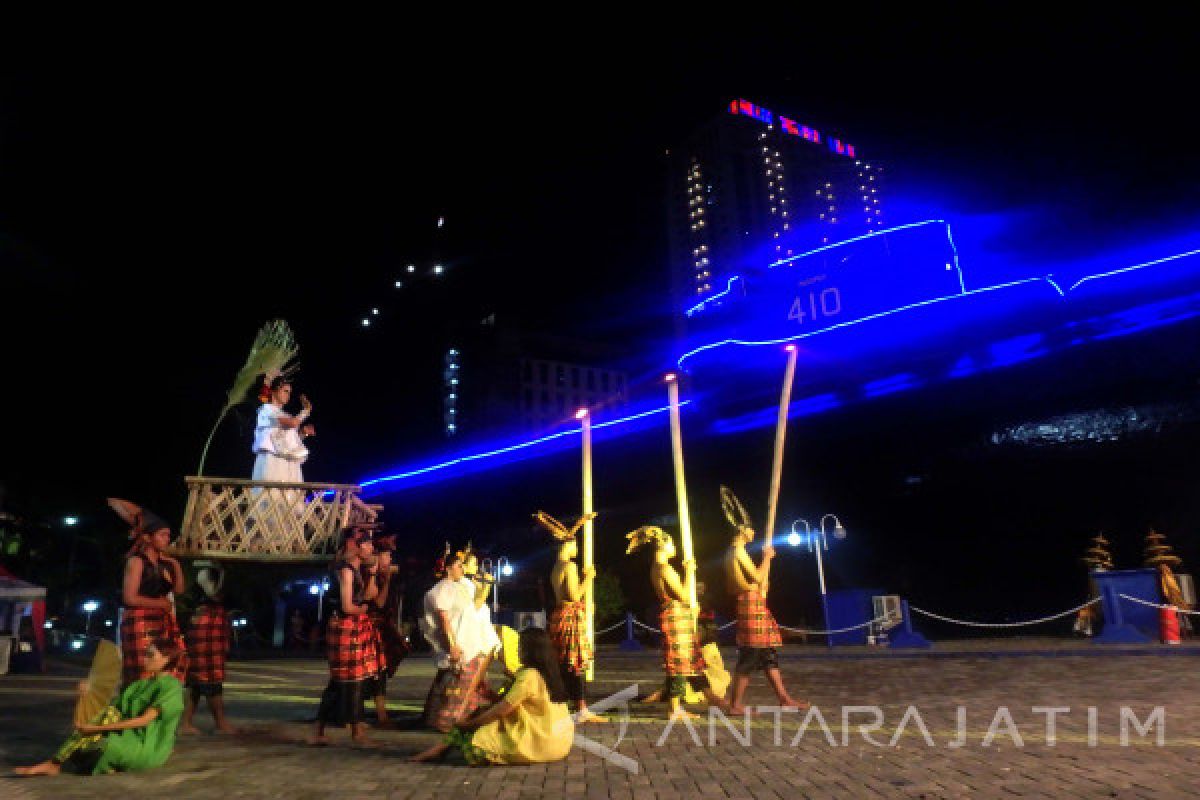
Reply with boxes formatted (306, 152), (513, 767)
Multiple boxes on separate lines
(764, 345), (799, 548)
(578, 408), (595, 682)
(666, 374), (697, 609)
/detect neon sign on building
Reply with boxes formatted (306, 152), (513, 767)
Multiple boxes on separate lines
(728, 98), (856, 158)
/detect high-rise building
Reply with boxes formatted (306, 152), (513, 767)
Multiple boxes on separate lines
(666, 99), (885, 318)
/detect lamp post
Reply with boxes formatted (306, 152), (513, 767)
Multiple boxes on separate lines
(790, 514), (847, 647)
(483, 557), (512, 615)
(81, 600), (99, 635)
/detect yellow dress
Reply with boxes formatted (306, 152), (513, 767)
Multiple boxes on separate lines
(458, 668), (574, 765)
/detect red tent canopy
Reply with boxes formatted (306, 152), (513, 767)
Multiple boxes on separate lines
(0, 563), (47, 669)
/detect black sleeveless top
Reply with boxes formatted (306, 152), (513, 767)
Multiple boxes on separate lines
(130, 553), (173, 599)
(327, 559), (365, 615)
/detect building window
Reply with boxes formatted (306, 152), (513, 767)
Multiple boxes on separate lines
(556, 365), (566, 387)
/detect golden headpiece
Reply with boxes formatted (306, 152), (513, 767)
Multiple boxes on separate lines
(533, 511), (597, 542)
(720, 486), (754, 535)
(625, 526), (673, 554)
(458, 541), (478, 576)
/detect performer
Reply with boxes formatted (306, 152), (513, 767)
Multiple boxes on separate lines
(181, 566), (235, 734)
(252, 374), (315, 486)
(641, 580), (730, 705)
(409, 627), (574, 765)
(13, 638), (185, 776)
(420, 544), (501, 733)
(363, 529), (405, 727)
(626, 526), (729, 719)
(721, 487), (805, 714)
(109, 498), (189, 686)
(311, 528), (379, 746)
(534, 510), (605, 722)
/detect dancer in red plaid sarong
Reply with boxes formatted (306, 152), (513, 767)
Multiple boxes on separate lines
(181, 566), (235, 734)
(110, 498), (189, 687)
(311, 528), (379, 746)
(537, 511), (605, 722)
(720, 487), (806, 714)
(626, 526), (729, 719)
(420, 545), (501, 733)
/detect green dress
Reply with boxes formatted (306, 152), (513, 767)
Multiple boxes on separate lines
(92, 674), (184, 774)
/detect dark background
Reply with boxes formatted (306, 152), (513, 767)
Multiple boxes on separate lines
(3, 14), (1199, 626)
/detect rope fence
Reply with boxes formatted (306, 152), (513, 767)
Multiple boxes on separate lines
(1118, 593), (1200, 616)
(909, 598), (1099, 629)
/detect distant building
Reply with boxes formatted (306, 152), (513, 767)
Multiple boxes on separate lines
(667, 99), (885, 318)
(443, 323), (627, 439)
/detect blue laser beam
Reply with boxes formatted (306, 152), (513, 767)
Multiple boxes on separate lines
(360, 401), (692, 493)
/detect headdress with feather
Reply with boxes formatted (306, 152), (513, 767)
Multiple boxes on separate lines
(625, 525), (673, 555)
(533, 511), (597, 542)
(720, 486), (754, 536)
(197, 319), (300, 475)
(107, 497), (170, 540)
(433, 541), (453, 577)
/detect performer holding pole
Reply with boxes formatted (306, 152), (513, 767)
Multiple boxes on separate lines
(576, 408), (596, 683)
(722, 487), (805, 714)
(536, 510), (605, 722)
(665, 373), (698, 609)
(764, 344), (798, 548)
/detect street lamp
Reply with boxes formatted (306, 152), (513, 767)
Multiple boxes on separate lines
(481, 557), (512, 614)
(63, 516), (79, 527)
(81, 600), (99, 634)
(791, 513), (847, 647)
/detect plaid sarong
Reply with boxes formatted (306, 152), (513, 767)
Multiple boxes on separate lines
(326, 613), (371, 682)
(550, 600), (592, 676)
(425, 654), (491, 733)
(120, 607), (188, 685)
(660, 600), (705, 677)
(361, 614), (383, 680)
(735, 591), (782, 649)
(185, 604), (230, 685)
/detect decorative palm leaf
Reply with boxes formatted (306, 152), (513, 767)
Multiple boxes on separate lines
(198, 319), (299, 475)
(74, 640), (121, 727)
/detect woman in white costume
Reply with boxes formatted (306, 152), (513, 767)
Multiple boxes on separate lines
(252, 375), (314, 484)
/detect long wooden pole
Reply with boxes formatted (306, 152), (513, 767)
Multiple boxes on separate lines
(579, 409), (595, 682)
(666, 374), (697, 609)
(764, 345), (799, 548)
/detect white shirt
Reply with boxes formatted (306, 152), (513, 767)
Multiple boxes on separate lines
(253, 403), (309, 463)
(420, 577), (501, 669)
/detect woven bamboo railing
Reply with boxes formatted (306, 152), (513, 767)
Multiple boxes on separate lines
(176, 477), (376, 561)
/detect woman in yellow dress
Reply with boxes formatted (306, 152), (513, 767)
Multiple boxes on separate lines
(409, 627), (574, 765)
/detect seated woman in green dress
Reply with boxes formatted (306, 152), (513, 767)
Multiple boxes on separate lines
(14, 638), (186, 777)
(410, 627), (575, 765)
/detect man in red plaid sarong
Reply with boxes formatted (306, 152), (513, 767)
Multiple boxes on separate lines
(540, 510), (604, 721)
(626, 526), (730, 719)
(181, 566), (235, 734)
(723, 487), (806, 714)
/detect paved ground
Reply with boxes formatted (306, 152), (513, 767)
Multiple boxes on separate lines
(2, 641), (1199, 799)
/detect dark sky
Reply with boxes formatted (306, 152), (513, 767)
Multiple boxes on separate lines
(2, 14), (1197, 526)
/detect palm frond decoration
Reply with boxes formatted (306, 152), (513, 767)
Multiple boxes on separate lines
(197, 319), (299, 475)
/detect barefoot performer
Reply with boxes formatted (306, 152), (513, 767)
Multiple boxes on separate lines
(535, 510), (605, 722)
(721, 487), (806, 713)
(364, 528), (404, 726)
(420, 544), (500, 732)
(181, 565), (235, 734)
(626, 526), (729, 718)
(13, 638), (185, 777)
(409, 627), (574, 765)
(108, 498), (189, 686)
(312, 528), (379, 746)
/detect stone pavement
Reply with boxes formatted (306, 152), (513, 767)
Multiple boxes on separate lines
(2, 642), (1199, 799)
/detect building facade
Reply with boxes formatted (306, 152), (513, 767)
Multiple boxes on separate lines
(667, 99), (885, 318)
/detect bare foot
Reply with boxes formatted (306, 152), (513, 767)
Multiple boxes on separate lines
(726, 705), (762, 716)
(779, 698), (810, 711)
(13, 761), (61, 777)
(576, 711), (610, 724)
(669, 709), (702, 720)
(214, 725), (239, 735)
(306, 735), (331, 746)
(178, 725), (201, 735)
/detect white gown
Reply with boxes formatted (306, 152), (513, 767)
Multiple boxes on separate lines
(251, 403), (307, 484)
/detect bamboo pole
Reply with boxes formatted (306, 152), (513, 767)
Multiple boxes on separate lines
(764, 345), (799, 548)
(578, 409), (595, 682)
(666, 374), (697, 609)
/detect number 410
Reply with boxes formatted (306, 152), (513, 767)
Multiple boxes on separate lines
(788, 287), (842, 324)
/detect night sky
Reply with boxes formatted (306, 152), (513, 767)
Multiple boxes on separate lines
(3, 14), (1197, 541)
